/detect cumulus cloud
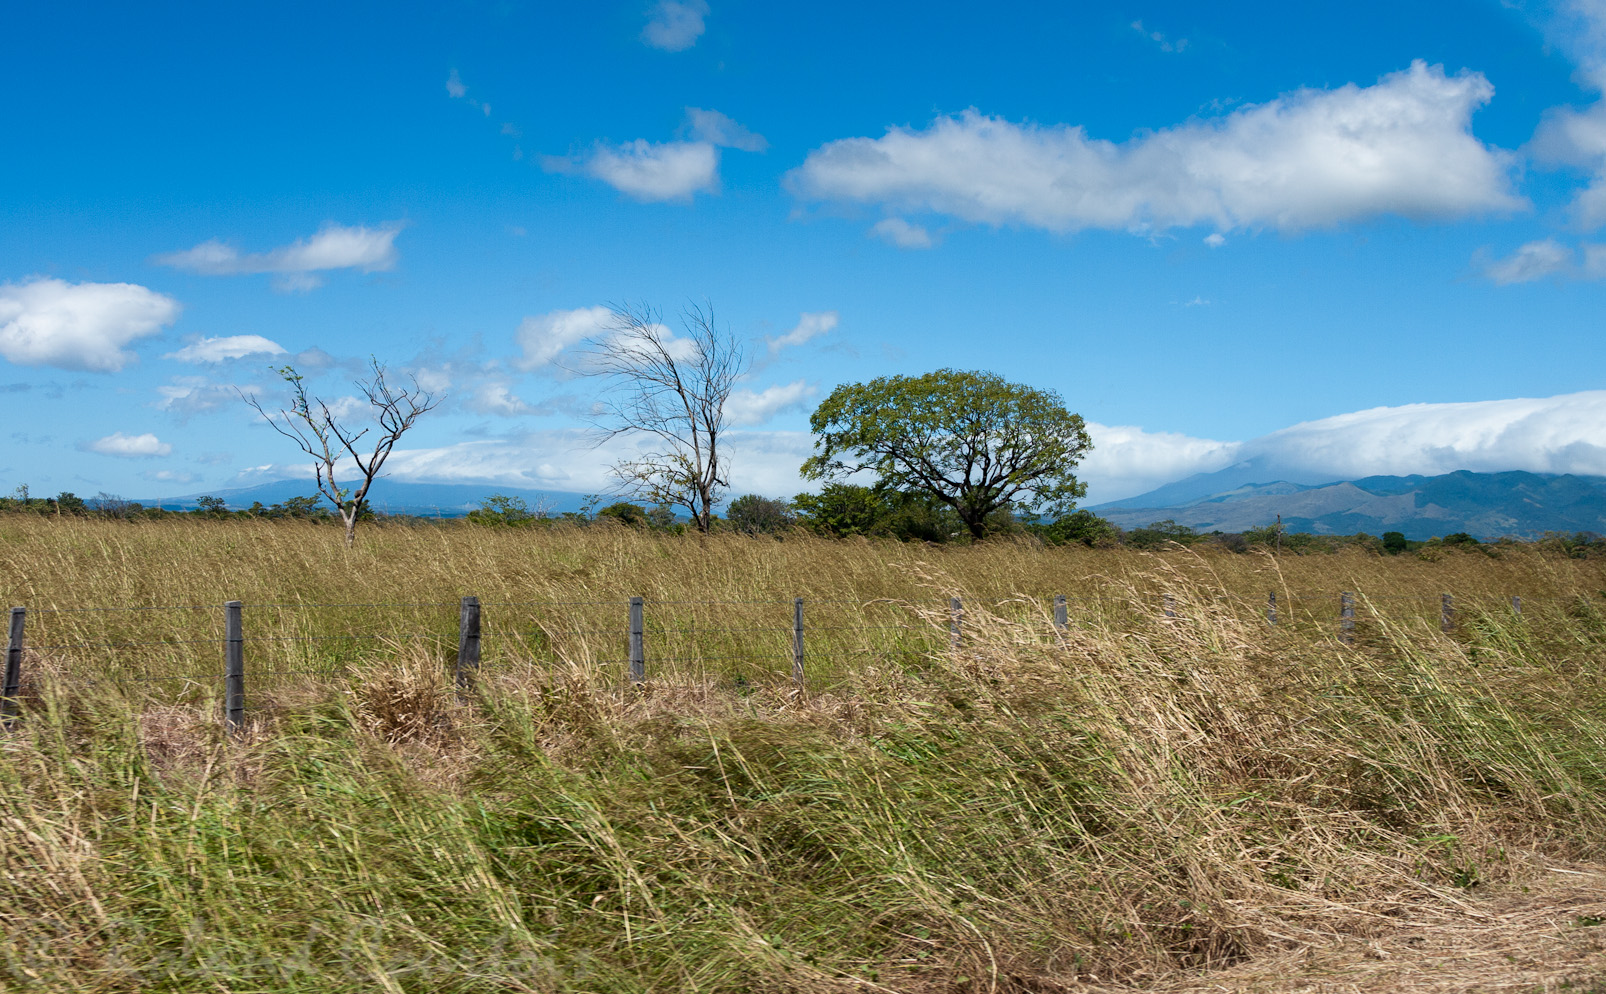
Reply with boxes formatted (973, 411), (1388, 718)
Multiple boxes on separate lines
(642, 0), (709, 51)
(546, 140), (718, 202)
(790, 61), (1520, 236)
(514, 306), (615, 370)
(445, 68), (467, 99)
(767, 311), (839, 353)
(870, 217), (934, 249)
(0, 278), (180, 372)
(155, 222), (404, 292)
(84, 431), (172, 458)
(164, 334), (287, 363)
(726, 380), (815, 426)
(685, 108), (768, 151)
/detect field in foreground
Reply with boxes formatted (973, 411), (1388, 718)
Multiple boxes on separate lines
(3, 518), (1606, 992)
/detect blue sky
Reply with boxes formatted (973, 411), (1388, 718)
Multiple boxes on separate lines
(4, 0), (1606, 506)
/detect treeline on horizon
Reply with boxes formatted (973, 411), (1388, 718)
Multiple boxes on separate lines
(5, 482), (1605, 559)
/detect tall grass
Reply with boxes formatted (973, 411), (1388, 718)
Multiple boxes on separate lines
(0, 518), (1604, 991)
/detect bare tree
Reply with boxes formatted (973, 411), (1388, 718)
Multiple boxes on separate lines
(574, 302), (747, 533)
(244, 359), (440, 547)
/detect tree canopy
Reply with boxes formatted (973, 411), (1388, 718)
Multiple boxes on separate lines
(801, 369), (1093, 539)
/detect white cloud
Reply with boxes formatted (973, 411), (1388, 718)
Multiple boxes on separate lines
(870, 217), (934, 249)
(1204, 232), (1226, 248)
(0, 278), (180, 372)
(562, 140), (719, 202)
(155, 222), (404, 292)
(1078, 423), (1239, 504)
(164, 334), (287, 363)
(445, 68), (467, 98)
(85, 431), (172, 458)
(642, 0), (709, 51)
(790, 61), (1520, 236)
(726, 380), (815, 426)
(1079, 391), (1606, 503)
(1242, 392), (1606, 481)
(767, 311), (839, 353)
(368, 427), (816, 500)
(514, 306), (615, 370)
(142, 469), (197, 484)
(466, 381), (536, 417)
(1482, 239), (1575, 284)
(686, 108), (767, 151)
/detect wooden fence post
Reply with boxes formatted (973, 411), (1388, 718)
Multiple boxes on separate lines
(949, 596), (962, 650)
(2, 608), (24, 726)
(1512, 595), (1522, 617)
(1266, 592), (1277, 625)
(1339, 592), (1354, 646)
(456, 596), (481, 694)
(1163, 593), (1176, 619)
(1053, 594), (1068, 632)
(224, 601), (244, 734)
(629, 596), (645, 684)
(1440, 593), (1454, 634)
(792, 598), (804, 688)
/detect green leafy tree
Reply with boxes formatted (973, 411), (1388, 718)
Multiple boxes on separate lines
(1381, 531), (1409, 555)
(597, 501), (650, 527)
(1123, 519), (1199, 549)
(1042, 509), (1121, 547)
(194, 495), (228, 517)
(725, 494), (796, 536)
(467, 494), (538, 527)
(802, 369), (1092, 540)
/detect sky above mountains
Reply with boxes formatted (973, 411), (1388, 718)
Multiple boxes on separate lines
(3, 0), (1606, 504)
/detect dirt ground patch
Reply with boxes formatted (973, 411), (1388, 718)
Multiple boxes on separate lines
(1103, 863), (1606, 993)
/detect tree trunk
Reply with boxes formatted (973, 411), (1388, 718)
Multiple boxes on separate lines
(342, 510), (358, 548)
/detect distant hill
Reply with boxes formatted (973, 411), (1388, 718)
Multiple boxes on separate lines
(1091, 470), (1606, 540)
(132, 479), (593, 517)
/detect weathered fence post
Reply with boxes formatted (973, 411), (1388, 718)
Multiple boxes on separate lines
(1512, 595), (1522, 617)
(1266, 592), (1277, 625)
(1339, 592), (1354, 646)
(792, 598), (805, 688)
(1440, 593), (1454, 634)
(456, 595), (481, 694)
(1163, 593), (1176, 619)
(2, 608), (24, 726)
(1053, 594), (1068, 633)
(949, 596), (962, 650)
(224, 601), (244, 734)
(629, 596), (645, 684)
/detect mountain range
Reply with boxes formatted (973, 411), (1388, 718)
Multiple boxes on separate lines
(133, 479), (592, 517)
(1093, 468), (1606, 540)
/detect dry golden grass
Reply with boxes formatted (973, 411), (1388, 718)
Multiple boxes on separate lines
(1, 517), (1606, 992)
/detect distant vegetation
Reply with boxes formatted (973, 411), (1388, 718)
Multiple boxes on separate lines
(5, 483), (1603, 558)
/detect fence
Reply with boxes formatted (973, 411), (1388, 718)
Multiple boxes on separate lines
(0, 590), (1580, 733)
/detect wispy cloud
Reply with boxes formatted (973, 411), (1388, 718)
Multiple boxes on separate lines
(514, 306), (615, 370)
(0, 278), (180, 373)
(155, 222), (404, 292)
(685, 107), (767, 151)
(791, 61), (1520, 237)
(641, 0), (709, 52)
(767, 311), (839, 353)
(164, 335), (287, 363)
(1131, 19), (1187, 53)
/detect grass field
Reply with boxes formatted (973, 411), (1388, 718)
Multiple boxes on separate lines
(2, 517), (1606, 992)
